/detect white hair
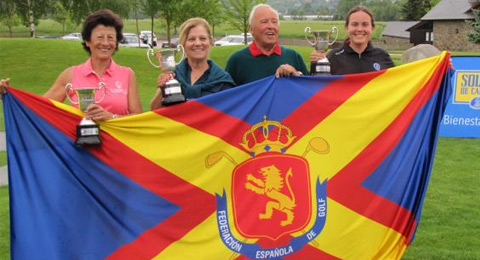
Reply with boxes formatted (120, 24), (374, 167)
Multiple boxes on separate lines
(248, 4), (280, 25)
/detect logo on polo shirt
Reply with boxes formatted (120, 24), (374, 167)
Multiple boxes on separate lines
(110, 81), (126, 94)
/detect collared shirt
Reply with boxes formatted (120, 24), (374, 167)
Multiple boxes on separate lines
(69, 58), (132, 115)
(248, 41), (282, 57)
(225, 44), (309, 86)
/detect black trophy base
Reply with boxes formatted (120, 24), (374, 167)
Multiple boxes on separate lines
(162, 79), (186, 106)
(162, 94), (186, 107)
(310, 60), (331, 76)
(75, 123), (101, 146)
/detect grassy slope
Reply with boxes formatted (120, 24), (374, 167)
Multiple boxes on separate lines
(0, 187), (9, 259)
(403, 138), (480, 259)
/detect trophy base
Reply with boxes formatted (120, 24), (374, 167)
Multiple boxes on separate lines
(75, 118), (101, 146)
(310, 58), (331, 76)
(162, 79), (186, 106)
(162, 94), (186, 106)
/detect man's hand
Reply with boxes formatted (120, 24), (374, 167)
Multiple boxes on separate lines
(275, 64), (302, 78)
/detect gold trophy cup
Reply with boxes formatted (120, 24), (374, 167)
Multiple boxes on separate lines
(147, 45), (186, 106)
(65, 82), (106, 146)
(305, 27), (338, 75)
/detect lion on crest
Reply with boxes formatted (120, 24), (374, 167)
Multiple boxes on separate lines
(245, 165), (296, 226)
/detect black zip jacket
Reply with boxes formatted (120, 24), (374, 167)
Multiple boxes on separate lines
(326, 42), (395, 75)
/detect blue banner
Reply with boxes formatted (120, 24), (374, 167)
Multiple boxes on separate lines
(439, 56), (480, 138)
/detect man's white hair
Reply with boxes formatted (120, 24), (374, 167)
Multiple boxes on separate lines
(248, 4), (280, 26)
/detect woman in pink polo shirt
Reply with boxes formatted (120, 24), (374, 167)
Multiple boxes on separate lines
(1, 9), (142, 120)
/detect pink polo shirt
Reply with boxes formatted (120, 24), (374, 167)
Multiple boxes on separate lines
(68, 58), (131, 115)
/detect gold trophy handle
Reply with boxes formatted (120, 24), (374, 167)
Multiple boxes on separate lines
(65, 83), (79, 105)
(146, 47), (161, 69)
(96, 82), (106, 104)
(304, 27), (316, 47)
(328, 27), (339, 46)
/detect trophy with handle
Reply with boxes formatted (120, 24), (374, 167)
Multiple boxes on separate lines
(65, 82), (106, 146)
(147, 45), (186, 106)
(305, 26), (338, 76)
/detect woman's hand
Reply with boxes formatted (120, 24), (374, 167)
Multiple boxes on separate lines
(310, 50), (326, 62)
(275, 64), (302, 78)
(157, 72), (175, 89)
(84, 104), (115, 121)
(0, 78), (11, 94)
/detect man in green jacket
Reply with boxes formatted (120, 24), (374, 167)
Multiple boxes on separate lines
(225, 4), (308, 86)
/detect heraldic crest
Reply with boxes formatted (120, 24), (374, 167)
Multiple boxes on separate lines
(206, 116), (329, 259)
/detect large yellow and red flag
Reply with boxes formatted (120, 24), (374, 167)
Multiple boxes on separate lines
(4, 52), (451, 259)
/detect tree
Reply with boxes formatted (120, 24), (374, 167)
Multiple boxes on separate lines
(206, 0), (226, 37)
(174, 0), (225, 37)
(401, 0), (431, 21)
(222, 0), (266, 45)
(69, 0), (131, 25)
(131, 0), (141, 46)
(161, 0), (182, 42)
(368, 0), (402, 21)
(0, 0), (20, 37)
(468, 9), (480, 43)
(15, 0), (52, 38)
(53, 0), (74, 36)
(139, 0), (163, 45)
(335, 0), (361, 20)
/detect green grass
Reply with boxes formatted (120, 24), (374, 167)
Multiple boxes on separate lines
(403, 138), (480, 259)
(0, 152), (7, 167)
(1, 38), (480, 260)
(0, 187), (9, 259)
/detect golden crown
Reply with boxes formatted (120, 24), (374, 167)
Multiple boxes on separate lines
(240, 116), (296, 156)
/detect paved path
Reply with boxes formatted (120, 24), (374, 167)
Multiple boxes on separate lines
(0, 131), (7, 186)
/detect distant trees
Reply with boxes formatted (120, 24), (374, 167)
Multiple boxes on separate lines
(401, 0), (431, 20)
(174, 0), (226, 37)
(335, 0), (402, 21)
(335, 0), (361, 20)
(1, 0), (436, 39)
(1, 0), (253, 43)
(140, 0), (162, 45)
(15, 0), (52, 38)
(221, 0), (266, 44)
(468, 9), (480, 43)
(69, 0), (130, 23)
(368, 0), (402, 21)
(0, 0), (21, 37)
(52, 0), (74, 36)
(1, 0), (133, 38)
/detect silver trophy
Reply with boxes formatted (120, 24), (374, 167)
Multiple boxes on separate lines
(305, 27), (338, 75)
(65, 82), (106, 146)
(147, 45), (186, 106)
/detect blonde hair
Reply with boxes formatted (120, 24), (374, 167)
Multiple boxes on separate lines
(179, 17), (213, 47)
